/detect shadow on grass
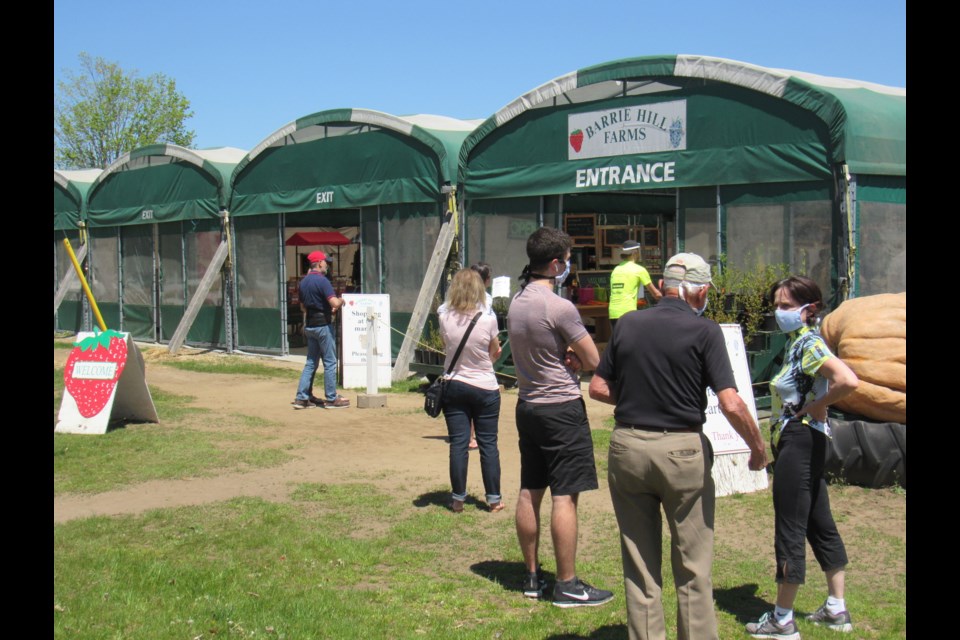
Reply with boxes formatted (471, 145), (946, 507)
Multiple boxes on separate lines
(469, 559), (555, 596)
(714, 583), (770, 623)
(543, 625), (627, 640)
(412, 489), (485, 512)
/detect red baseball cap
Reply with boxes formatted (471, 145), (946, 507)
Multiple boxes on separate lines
(307, 250), (332, 263)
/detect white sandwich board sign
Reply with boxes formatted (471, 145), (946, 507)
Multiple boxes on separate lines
(56, 330), (159, 434)
(707, 324), (769, 496)
(341, 294), (392, 389)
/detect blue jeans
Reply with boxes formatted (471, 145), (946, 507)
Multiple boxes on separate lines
(296, 324), (338, 402)
(442, 380), (501, 503)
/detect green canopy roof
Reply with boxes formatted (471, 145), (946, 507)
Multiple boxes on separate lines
(85, 145), (247, 228)
(460, 55), (905, 199)
(230, 109), (480, 217)
(54, 168), (101, 230)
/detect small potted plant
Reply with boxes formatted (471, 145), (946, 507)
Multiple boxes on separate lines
(424, 320), (445, 365)
(492, 297), (510, 332)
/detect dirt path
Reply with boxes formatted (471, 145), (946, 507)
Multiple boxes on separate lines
(54, 346), (618, 524)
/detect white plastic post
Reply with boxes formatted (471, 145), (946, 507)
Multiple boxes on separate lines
(366, 306), (378, 394)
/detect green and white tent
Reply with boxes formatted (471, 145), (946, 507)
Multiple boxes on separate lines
(83, 145), (246, 344)
(229, 109), (479, 354)
(460, 54), (905, 300)
(54, 168), (101, 333)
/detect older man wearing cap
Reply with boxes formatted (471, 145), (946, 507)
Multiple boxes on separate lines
(608, 240), (661, 330)
(589, 252), (767, 640)
(293, 250), (350, 410)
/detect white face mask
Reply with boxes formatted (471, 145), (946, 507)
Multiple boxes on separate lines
(775, 304), (810, 333)
(680, 282), (708, 316)
(554, 259), (571, 285)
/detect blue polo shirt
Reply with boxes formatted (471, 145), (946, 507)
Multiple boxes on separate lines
(299, 272), (336, 326)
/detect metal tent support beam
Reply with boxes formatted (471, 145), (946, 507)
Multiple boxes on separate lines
(167, 239), (229, 354)
(53, 242), (88, 314)
(392, 189), (458, 381)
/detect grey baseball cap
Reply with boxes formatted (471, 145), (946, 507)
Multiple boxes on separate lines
(663, 252), (713, 285)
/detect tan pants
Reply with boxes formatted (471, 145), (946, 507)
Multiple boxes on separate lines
(607, 427), (718, 640)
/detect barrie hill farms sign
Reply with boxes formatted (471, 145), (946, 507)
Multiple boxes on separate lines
(567, 100), (687, 160)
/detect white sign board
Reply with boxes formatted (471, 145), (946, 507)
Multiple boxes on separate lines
(56, 331), (159, 434)
(707, 324), (769, 496)
(491, 276), (511, 299)
(567, 99), (687, 160)
(341, 294), (392, 388)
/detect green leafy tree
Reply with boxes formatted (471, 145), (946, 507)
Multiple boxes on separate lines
(54, 52), (196, 169)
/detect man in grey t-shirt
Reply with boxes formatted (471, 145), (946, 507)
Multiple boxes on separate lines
(506, 227), (613, 608)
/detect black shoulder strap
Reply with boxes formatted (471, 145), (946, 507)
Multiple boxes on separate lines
(444, 311), (483, 375)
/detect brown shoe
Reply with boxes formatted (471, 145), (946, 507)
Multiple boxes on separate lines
(449, 499), (464, 513)
(324, 396), (350, 409)
(488, 502), (506, 513)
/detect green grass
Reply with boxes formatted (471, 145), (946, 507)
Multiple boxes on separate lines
(160, 358), (300, 380)
(54, 488), (625, 640)
(55, 368), (292, 496)
(54, 479), (906, 640)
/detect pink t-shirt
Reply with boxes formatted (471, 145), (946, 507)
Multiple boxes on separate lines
(439, 309), (500, 391)
(507, 283), (588, 403)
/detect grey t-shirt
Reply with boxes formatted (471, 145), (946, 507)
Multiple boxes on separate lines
(507, 283), (588, 403)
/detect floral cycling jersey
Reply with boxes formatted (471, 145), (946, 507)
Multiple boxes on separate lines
(769, 325), (834, 446)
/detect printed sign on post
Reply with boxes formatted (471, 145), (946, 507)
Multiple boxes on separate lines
(341, 294), (392, 389)
(56, 330), (159, 434)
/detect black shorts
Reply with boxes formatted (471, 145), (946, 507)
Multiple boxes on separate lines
(516, 397), (599, 496)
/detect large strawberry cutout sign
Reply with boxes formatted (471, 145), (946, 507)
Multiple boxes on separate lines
(64, 329), (128, 417)
(57, 330), (159, 434)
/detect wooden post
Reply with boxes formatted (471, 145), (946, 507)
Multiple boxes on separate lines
(167, 239), (229, 354)
(392, 200), (458, 381)
(54, 242), (88, 314)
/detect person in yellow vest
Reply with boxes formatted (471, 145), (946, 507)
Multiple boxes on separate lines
(608, 241), (662, 330)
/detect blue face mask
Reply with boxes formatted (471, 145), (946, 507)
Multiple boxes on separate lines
(775, 304), (810, 333)
(554, 259), (571, 285)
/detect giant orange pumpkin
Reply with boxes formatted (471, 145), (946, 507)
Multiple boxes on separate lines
(819, 292), (906, 423)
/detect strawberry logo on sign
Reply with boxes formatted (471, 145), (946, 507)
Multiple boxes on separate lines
(64, 329), (128, 418)
(569, 129), (584, 153)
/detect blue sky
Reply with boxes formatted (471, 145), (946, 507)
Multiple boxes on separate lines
(54, 0), (906, 152)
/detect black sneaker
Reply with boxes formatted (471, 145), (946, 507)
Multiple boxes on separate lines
(522, 567), (546, 599)
(806, 601), (853, 632)
(552, 577), (613, 608)
(292, 399), (313, 410)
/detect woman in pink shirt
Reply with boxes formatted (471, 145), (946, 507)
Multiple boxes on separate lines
(439, 269), (503, 513)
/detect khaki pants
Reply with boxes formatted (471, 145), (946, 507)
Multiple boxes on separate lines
(607, 427), (717, 640)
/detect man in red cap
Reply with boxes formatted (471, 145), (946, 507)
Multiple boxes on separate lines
(293, 250), (350, 409)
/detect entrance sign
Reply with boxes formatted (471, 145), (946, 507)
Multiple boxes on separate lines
(342, 294), (391, 388)
(56, 331), (159, 434)
(708, 324), (769, 496)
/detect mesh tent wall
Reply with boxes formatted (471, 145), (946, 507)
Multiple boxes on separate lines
(459, 54), (905, 302)
(84, 145), (245, 346)
(54, 168), (101, 333)
(229, 109), (478, 355)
